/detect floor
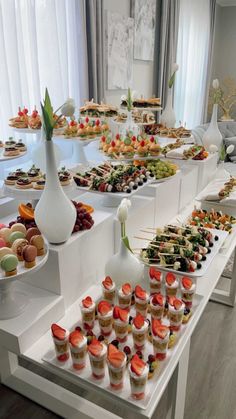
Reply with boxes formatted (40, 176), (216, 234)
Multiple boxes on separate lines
(0, 300), (236, 419)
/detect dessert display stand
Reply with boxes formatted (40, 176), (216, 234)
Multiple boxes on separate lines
(54, 135), (102, 166)
(0, 150), (27, 162)
(0, 160), (236, 418)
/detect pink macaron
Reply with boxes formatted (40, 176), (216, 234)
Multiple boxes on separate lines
(0, 238), (6, 248)
(0, 223), (6, 230)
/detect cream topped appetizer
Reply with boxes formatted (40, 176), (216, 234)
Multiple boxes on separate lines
(134, 285), (149, 317)
(69, 330), (87, 370)
(101, 276), (116, 304)
(51, 323), (69, 362)
(129, 354), (149, 400)
(80, 296), (96, 330)
(118, 282), (132, 309)
(132, 313), (149, 350)
(165, 272), (179, 296)
(149, 267), (162, 294)
(168, 297), (185, 331)
(152, 319), (170, 360)
(87, 338), (107, 379)
(180, 277), (196, 308)
(97, 300), (113, 336)
(107, 343), (126, 390)
(113, 306), (129, 342)
(150, 293), (165, 320)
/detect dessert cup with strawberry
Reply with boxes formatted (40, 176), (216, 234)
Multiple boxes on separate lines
(132, 313), (149, 350)
(80, 296), (96, 330)
(152, 319), (170, 360)
(168, 297), (185, 331)
(134, 285), (149, 318)
(88, 339), (107, 379)
(180, 277), (196, 308)
(107, 344), (126, 390)
(102, 276), (116, 304)
(149, 267), (162, 295)
(129, 354), (149, 400)
(118, 283), (132, 309)
(97, 300), (113, 336)
(165, 273), (179, 297)
(51, 323), (70, 362)
(113, 306), (129, 343)
(150, 293), (165, 320)
(69, 330), (87, 370)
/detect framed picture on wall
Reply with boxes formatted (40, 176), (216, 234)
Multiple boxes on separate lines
(131, 0), (156, 61)
(105, 11), (134, 90)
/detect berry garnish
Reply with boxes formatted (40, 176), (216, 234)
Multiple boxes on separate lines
(113, 306), (120, 319)
(135, 285), (147, 300)
(123, 345), (131, 355)
(149, 267), (162, 281)
(150, 136), (155, 143)
(130, 354), (146, 376)
(95, 119), (100, 126)
(69, 330), (84, 347)
(133, 313), (145, 329)
(87, 339), (103, 356)
(166, 272), (176, 286)
(182, 277), (192, 290)
(151, 318), (162, 336)
(152, 293), (164, 306)
(102, 276), (113, 290)
(75, 326), (82, 332)
(108, 344), (125, 368)
(129, 315), (133, 324)
(156, 325), (169, 339)
(97, 300), (112, 316)
(173, 298), (182, 310)
(82, 296), (93, 308)
(136, 350), (143, 359)
(111, 339), (119, 348)
(140, 140), (145, 147)
(98, 335), (105, 341)
(111, 140), (116, 147)
(51, 323), (67, 341)
(148, 354), (155, 363)
(116, 133), (120, 140)
(85, 116), (89, 123)
(122, 282), (131, 295)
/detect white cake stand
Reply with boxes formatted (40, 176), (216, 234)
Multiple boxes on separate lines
(0, 150), (27, 162)
(54, 135), (102, 166)
(0, 244), (49, 319)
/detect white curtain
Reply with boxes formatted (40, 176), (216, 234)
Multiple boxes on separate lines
(174, 0), (211, 129)
(0, 0), (89, 139)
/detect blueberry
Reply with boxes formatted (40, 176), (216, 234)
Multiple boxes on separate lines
(143, 177), (147, 182)
(126, 188), (131, 193)
(138, 181), (143, 186)
(215, 235), (219, 241)
(133, 184), (138, 190)
(149, 366), (154, 373)
(111, 339), (119, 348)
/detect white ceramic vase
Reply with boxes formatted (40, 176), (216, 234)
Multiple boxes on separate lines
(202, 104), (222, 152)
(35, 140), (76, 244)
(160, 89), (176, 128)
(120, 111), (139, 136)
(105, 239), (144, 288)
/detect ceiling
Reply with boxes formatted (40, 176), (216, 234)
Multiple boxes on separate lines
(217, 0), (236, 6)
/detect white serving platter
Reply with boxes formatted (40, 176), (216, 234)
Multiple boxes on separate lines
(42, 291), (203, 410)
(0, 150), (27, 162)
(75, 178), (152, 199)
(54, 134), (103, 146)
(140, 228), (228, 278)
(3, 180), (77, 200)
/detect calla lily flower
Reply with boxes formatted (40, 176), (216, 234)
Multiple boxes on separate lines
(212, 79), (219, 89)
(226, 144), (234, 154)
(61, 98), (75, 117)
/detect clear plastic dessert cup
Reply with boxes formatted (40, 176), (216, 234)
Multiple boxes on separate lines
(129, 364), (149, 400)
(107, 356), (126, 390)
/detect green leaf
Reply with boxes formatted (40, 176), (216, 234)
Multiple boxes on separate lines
(44, 88), (54, 125)
(41, 102), (53, 141)
(122, 235), (133, 253)
(168, 73), (176, 89)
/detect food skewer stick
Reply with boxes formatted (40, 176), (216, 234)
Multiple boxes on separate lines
(148, 242), (188, 249)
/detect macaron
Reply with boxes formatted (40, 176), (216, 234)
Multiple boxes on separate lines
(10, 223), (27, 235)
(0, 227), (11, 244)
(22, 245), (37, 268)
(26, 227), (41, 242)
(11, 238), (29, 261)
(0, 247), (14, 261)
(0, 254), (18, 277)
(0, 238), (6, 248)
(30, 235), (45, 256)
(9, 231), (26, 244)
(0, 223), (6, 229)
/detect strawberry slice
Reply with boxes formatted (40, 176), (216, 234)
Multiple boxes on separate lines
(182, 277), (192, 290)
(153, 270), (162, 281)
(51, 323), (67, 341)
(113, 306), (120, 319)
(98, 300), (112, 316)
(149, 267), (156, 279)
(152, 293), (164, 306)
(156, 325), (169, 340)
(82, 296), (93, 308)
(135, 285), (147, 300)
(108, 344), (125, 368)
(130, 354), (146, 376)
(173, 298), (182, 310)
(152, 318), (162, 336)
(122, 282), (131, 295)
(168, 296), (176, 306)
(133, 313), (145, 329)
(166, 272), (176, 286)
(102, 276), (113, 290)
(88, 339), (103, 357)
(69, 330), (84, 347)
(119, 307), (129, 322)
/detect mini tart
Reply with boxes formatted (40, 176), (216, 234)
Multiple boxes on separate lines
(5, 140), (16, 146)
(16, 178), (33, 189)
(4, 175), (18, 185)
(3, 147), (20, 156)
(59, 175), (70, 186)
(27, 173), (40, 182)
(15, 142), (27, 152)
(33, 179), (45, 190)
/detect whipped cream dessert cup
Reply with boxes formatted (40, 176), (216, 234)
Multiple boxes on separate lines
(88, 344), (107, 379)
(52, 332), (70, 362)
(152, 331), (170, 360)
(98, 310), (113, 336)
(107, 357), (126, 390)
(165, 279), (179, 297)
(69, 336), (87, 370)
(150, 298), (164, 320)
(129, 364), (149, 400)
(80, 301), (96, 330)
(113, 318), (129, 343)
(181, 284), (196, 308)
(149, 276), (162, 295)
(102, 283), (116, 304)
(118, 288), (132, 309)
(132, 320), (149, 350)
(135, 296), (149, 318)
(169, 303), (185, 331)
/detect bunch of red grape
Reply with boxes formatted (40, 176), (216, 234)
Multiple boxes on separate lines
(72, 201), (94, 233)
(9, 216), (37, 230)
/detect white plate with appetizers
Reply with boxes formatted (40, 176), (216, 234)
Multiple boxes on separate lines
(0, 149), (27, 162)
(42, 291), (203, 410)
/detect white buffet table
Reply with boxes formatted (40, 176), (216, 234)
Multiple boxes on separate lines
(0, 156), (235, 419)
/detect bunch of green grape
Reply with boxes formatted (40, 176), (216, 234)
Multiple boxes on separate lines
(146, 159), (177, 179)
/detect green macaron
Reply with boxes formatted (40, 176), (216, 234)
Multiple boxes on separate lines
(9, 231), (26, 244)
(1, 254), (18, 273)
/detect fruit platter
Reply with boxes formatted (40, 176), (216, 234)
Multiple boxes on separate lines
(43, 274), (203, 409)
(138, 224), (228, 277)
(73, 162), (153, 195)
(144, 160), (179, 183)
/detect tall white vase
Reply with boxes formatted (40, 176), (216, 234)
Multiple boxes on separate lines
(202, 104), (222, 152)
(105, 239), (144, 288)
(160, 89), (176, 128)
(35, 140), (76, 244)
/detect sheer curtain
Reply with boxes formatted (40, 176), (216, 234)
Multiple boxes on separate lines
(174, 0), (211, 129)
(0, 0), (89, 139)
